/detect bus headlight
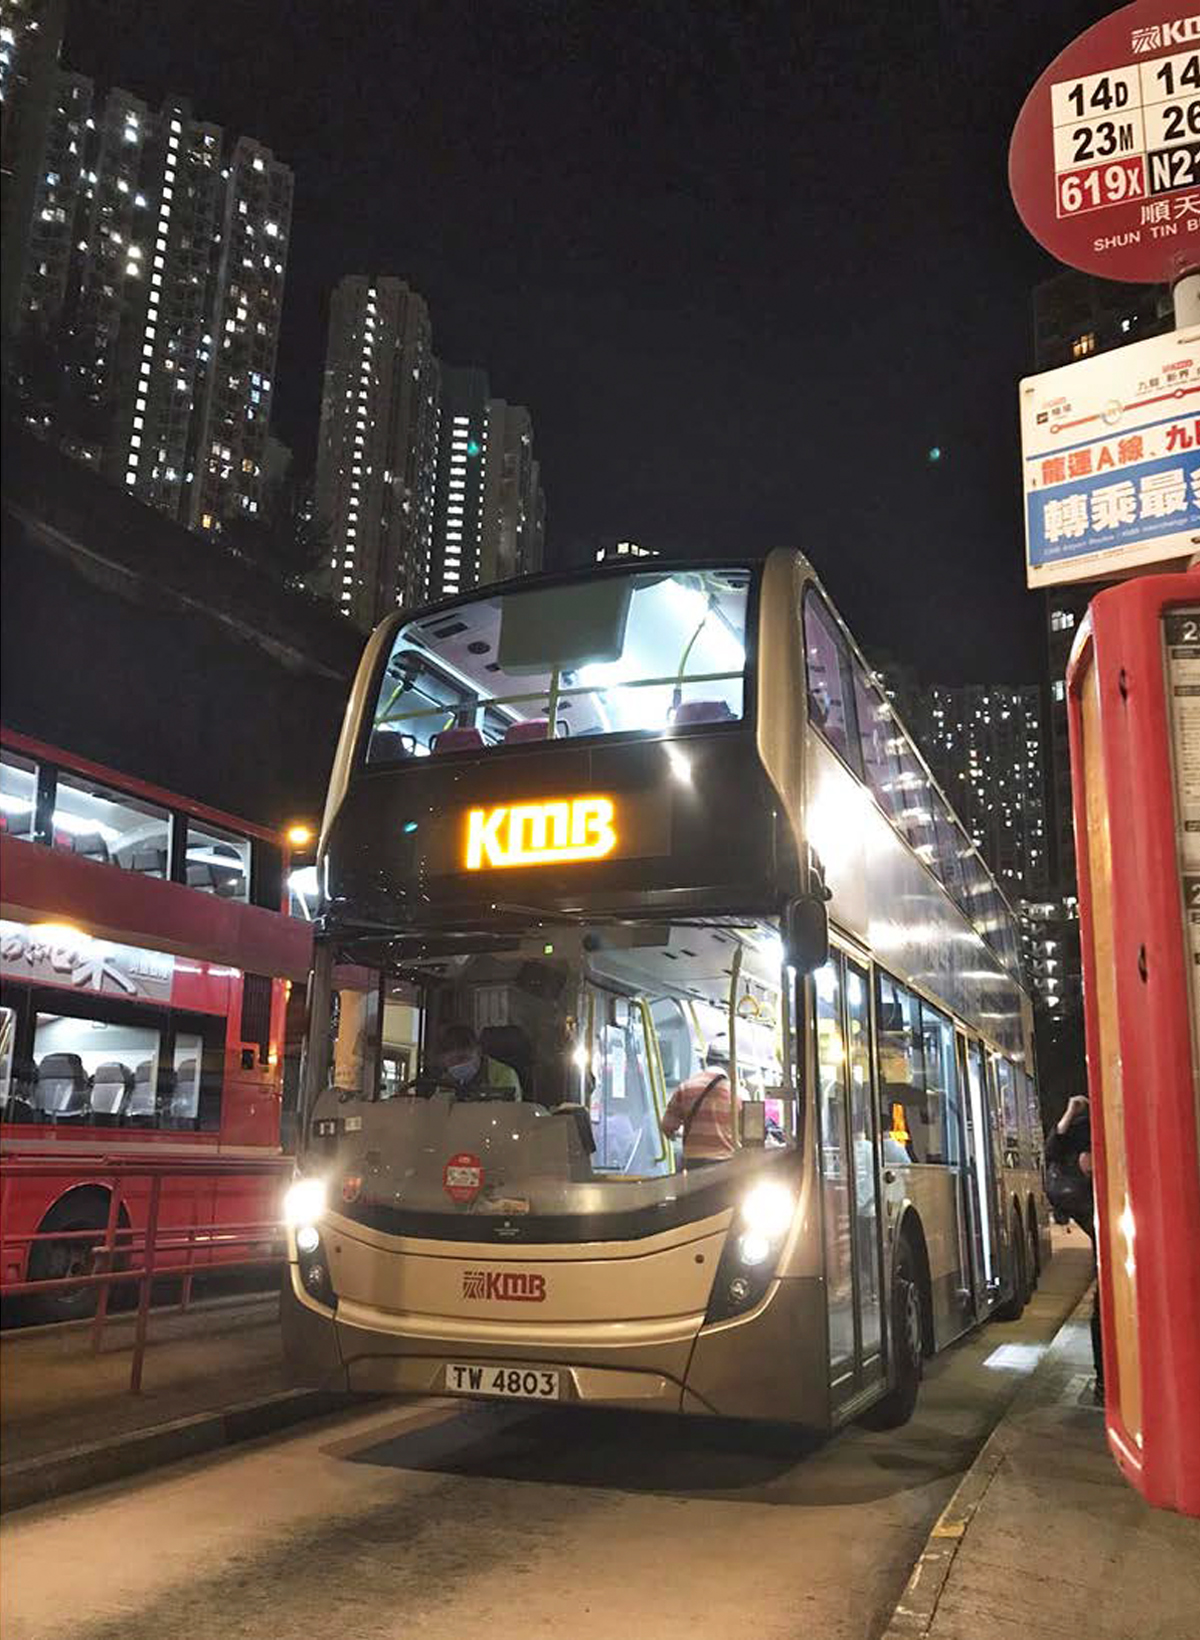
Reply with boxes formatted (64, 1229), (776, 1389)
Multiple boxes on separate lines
(284, 1176), (326, 1230)
(737, 1230), (773, 1267)
(741, 1182), (795, 1239)
(705, 1178), (797, 1324)
(295, 1224), (321, 1255)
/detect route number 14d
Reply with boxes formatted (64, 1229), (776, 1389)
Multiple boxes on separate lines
(1066, 76), (1131, 116)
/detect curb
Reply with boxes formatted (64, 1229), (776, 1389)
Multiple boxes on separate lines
(0, 1387), (358, 1515)
(879, 1282), (1095, 1640)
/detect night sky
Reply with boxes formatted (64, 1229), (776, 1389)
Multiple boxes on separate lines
(66, 1), (1115, 682)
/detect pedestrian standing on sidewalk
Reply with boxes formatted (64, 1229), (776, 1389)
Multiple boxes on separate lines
(1045, 1093), (1104, 1403)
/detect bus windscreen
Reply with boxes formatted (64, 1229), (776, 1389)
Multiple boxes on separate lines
(308, 919), (794, 1234)
(366, 567), (751, 764)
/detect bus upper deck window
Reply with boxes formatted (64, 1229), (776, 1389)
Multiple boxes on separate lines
(51, 772), (171, 877)
(368, 568), (751, 761)
(0, 751), (38, 842)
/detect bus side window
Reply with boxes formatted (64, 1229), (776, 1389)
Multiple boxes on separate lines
(852, 666), (903, 824)
(917, 1001), (958, 1164)
(1024, 1073), (1043, 1160)
(995, 1058), (1021, 1154)
(875, 973), (924, 1162)
(802, 593), (861, 775)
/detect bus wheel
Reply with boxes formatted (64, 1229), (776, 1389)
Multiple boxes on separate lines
(26, 1195), (111, 1323)
(1025, 1211), (1040, 1298)
(861, 1241), (924, 1430)
(994, 1210), (1027, 1321)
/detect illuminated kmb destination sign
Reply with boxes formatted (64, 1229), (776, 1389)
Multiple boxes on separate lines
(464, 796), (618, 870)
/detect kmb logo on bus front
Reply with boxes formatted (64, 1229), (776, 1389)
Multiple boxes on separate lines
(462, 1269), (547, 1302)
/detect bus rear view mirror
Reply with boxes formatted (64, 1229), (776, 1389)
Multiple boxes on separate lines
(784, 896), (829, 973)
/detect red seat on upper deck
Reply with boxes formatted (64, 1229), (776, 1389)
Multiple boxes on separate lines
(432, 727), (486, 754)
(672, 700), (735, 726)
(503, 719), (550, 745)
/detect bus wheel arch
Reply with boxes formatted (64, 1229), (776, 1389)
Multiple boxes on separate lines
(895, 1210), (934, 1356)
(994, 1199), (1028, 1320)
(27, 1186), (132, 1323)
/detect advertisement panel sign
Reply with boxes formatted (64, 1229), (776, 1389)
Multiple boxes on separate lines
(0, 918), (175, 1002)
(1020, 329), (1200, 586)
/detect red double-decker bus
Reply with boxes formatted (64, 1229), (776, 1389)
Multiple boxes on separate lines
(0, 728), (313, 1319)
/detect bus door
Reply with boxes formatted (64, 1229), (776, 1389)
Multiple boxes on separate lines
(585, 988), (668, 1176)
(961, 1038), (1003, 1312)
(815, 953), (885, 1406)
(954, 1032), (987, 1317)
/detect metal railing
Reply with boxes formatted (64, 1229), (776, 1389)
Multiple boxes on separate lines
(0, 1155), (292, 1391)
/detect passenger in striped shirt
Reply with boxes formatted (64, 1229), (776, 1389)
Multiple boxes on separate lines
(661, 1044), (736, 1168)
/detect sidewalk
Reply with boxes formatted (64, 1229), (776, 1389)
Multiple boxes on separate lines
(884, 1286), (1200, 1640)
(0, 1294), (353, 1510)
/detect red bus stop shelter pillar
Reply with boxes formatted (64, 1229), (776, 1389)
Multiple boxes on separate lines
(1067, 569), (1200, 1517)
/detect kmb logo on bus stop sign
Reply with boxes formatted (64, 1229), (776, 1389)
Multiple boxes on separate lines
(463, 796), (618, 870)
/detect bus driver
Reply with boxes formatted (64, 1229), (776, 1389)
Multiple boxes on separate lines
(435, 1024), (523, 1101)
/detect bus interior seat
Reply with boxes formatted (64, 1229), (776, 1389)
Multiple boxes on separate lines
(90, 1062), (133, 1117)
(71, 831), (111, 865)
(369, 727), (414, 763)
(503, 719), (550, 745)
(36, 1053), (91, 1117)
(126, 846), (168, 877)
(170, 1061), (200, 1124)
(432, 727), (485, 754)
(480, 1024), (535, 1101)
(672, 700), (735, 726)
(6, 1058), (39, 1121)
(125, 1061), (158, 1122)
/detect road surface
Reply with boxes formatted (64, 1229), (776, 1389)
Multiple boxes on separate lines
(0, 1242), (1093, 1640)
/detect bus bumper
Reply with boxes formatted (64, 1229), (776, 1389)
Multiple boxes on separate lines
(281, 1264), (829, 1424)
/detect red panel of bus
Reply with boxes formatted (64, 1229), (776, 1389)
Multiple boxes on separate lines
(0, 728), (313, 1316)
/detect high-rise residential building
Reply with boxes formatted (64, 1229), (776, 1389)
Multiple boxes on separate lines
(595, 540), (656, 563)
(313, 275), (440, 627)
(0, 0), (68, 347)
(1032, 271), (1174, 884)
(924, 685), (1048, 904)
(428, 365), (489, 602)
(186, 134), (292, 531)
(312, 286), (546, 623)
(480, 398), (545, 583)
(1027, 272), (1174, 1074)
(12, 69), (292, 532)
(427, 365), (545, 603)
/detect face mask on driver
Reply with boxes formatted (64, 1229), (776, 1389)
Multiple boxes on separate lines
(446, 1055), (480, 1085)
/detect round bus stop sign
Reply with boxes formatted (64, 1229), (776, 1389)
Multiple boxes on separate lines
(1010, 3), (1200, 284)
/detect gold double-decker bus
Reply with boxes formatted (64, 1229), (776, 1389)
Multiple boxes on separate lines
(282, 550), (1049, 1430)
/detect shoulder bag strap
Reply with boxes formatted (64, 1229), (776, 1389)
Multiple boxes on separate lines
(681, 1074), (728, 1144)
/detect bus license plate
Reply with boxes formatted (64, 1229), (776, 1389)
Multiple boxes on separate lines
(445, 1362), (560, 1401)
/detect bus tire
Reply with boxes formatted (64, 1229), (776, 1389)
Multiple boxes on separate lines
(994, 1208), (1027, 1321)
(26, 1191), (117, 1323)
(1025, 1206), (1040, 1296)
(861, 1240), (923, 1430)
